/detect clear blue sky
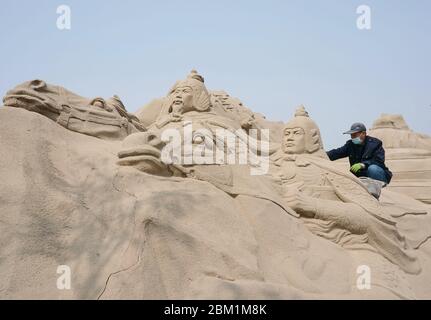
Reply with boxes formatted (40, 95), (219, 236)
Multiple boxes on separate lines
(1, 0), (430, 149)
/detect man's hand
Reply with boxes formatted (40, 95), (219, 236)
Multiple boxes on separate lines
(350, 163), (365, 174)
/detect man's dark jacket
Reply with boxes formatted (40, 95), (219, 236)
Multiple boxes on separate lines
(327, 136), (393, 183)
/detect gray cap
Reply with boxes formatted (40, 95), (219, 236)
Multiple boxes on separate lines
(343, 122), (367, 135)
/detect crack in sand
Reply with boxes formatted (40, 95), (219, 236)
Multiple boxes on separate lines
(97, 169), (141, 300)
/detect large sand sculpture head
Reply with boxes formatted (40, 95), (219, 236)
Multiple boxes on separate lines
(118, 121), (243, 177)
(2, 79), (140, 126)
(166, 70), (211, 116)
(117, 118), (270, 177)
(3, 79), (79, 117)
(282, 105), (325, 155)
(2, 79), (145, 140)
(117, 121), (235, 177)
(117, 130), (173, 176)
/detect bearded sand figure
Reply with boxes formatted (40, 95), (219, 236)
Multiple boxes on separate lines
(119, 70), (243, 175)
(118, 71), (296, 215)
(153, 70), (213, 127)
(134, 70), (280, 137)
(270, 106), (428, 275)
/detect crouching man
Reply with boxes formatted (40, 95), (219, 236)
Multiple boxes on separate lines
(327, 122), (393, 184)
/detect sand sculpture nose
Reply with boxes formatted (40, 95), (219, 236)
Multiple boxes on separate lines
(122, 131), (165, 150)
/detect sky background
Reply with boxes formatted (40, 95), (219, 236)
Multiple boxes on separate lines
(0, 0), (430, 149)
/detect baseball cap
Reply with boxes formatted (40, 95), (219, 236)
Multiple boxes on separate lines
(343, 122), (367, 134)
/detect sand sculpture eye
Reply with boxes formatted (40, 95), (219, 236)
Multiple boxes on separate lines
(193, 134), (205, 144)
(30, 80), (47, 91)
(90, 98), (108, 110)
(147, 134), (158, 144)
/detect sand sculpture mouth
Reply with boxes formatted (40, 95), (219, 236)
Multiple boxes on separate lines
(116, 129), (181, 176)
(118, 145), (162, 167)
(117, 144), (169, 175)
(3, 80), (59, 113)
(3, 91), (58, 113)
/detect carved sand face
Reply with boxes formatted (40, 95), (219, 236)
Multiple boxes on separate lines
(283, 127), (306, 154)
(211, 91), (246, 112)
(212, 92), (231, 108)
(169, 86), (194, 114)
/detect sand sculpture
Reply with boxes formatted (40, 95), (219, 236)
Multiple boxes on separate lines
(3, 79), (145, 140)
(1, 71), (431, 299)
(269, 108), (429, 275)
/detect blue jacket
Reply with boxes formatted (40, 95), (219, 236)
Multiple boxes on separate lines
(327, 136), (393, 183)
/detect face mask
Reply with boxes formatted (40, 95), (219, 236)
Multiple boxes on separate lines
(352, 137), (362, 145)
